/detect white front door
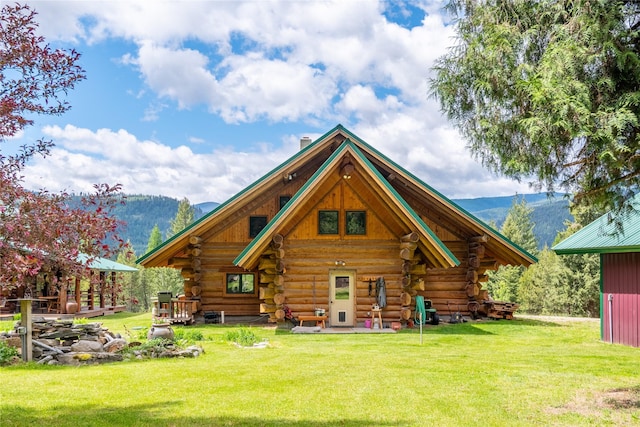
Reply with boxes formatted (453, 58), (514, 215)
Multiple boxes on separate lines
(329, 270), (355, 326)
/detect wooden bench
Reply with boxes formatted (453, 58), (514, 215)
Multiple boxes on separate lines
(298, 315), (327, 328)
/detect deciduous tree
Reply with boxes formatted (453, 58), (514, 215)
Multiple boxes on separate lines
(0, 4), (123, 292)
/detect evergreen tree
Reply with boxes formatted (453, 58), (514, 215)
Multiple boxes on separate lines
(550, 202), (603, 317)
(167, 198), (195, 239)
(518, 249), (570, 314)
(147, 225), (163, 252)
(487, 196), (538, 302)
(140, 224), (184, 310)
(431, 1), (640, 216)
(115, 242), (142, 312)
(516, 200), (602, 316)
(501, 196), (538, 256)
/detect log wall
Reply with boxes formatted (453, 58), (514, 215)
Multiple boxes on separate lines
(193, 242), (261, 315)
(172, 163), (500, 321)
(282, 239), (406, 322)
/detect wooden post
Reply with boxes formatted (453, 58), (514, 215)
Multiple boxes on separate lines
(20, 299), (33, 362)
(88, 276), (95, 310)
(59, 280), (68, 314)
(99, 271), (106, 308)
(111, 271), (117, 307)
(75, 277), (81, 307)
(419, 311), (423, 346)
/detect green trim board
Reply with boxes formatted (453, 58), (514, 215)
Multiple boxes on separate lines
(335, 126), (537, 265)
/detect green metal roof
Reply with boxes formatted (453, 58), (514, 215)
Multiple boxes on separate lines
(553, 200), (640, 255)
(78, 254), (139, 272)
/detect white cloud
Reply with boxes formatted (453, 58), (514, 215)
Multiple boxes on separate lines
(216, 55), (337, 123)
(15, 1), (534, 204)
(23, 125), (295, 204)
(31, 0), (454, 123)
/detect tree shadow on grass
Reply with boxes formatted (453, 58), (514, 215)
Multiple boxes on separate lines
(419, 322), (494, 335)
(511, 318), (564, 327)
(0, 402), (402, 427)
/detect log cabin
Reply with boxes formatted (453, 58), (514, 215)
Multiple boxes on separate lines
(137, 125), (536, 326)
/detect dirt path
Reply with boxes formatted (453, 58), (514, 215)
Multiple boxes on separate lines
(516, 314), (599, 323)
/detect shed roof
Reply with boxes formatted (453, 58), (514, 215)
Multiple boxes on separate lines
(553, 200), (640, 254)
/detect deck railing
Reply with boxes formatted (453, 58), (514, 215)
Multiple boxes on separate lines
(153, 299), (197, 324)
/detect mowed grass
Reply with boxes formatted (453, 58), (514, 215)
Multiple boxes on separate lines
(1, 313), (639, 426)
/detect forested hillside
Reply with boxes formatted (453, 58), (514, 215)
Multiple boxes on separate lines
(454, 193), (572, 248)
(68, 195), (210, 257)
(102, 193), (570, 258)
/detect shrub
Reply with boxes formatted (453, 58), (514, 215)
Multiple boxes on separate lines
(223, 327), (260, 347)
(173, 328), (204, 343)
(0, 340), (20, 365)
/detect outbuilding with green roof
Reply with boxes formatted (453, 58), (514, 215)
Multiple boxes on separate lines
(553, 202), (640, 347)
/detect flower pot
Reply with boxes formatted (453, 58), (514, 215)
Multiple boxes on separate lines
(66, 301), (78, 314)
(147, 324), (174, 340)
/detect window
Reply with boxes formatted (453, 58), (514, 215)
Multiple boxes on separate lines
(249, 216), (268, 238)
(346, 211), (366, 235)
(318, 210), (339, 234)
(279, 195), (291, 210)
(225, 273), (255, 295)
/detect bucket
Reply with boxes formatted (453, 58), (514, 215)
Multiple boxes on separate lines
(364, 319), (371, 328)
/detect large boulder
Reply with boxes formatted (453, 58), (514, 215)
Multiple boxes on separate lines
(71, 340), (103, 353)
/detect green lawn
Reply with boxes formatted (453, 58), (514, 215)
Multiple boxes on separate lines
(1, 314), (639, 426)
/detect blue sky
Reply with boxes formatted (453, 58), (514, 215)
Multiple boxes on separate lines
(10, 0), (532, 204)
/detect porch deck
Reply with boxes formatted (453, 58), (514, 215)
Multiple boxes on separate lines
(0, 304), (126, 320)
(291, 326), (397, 334)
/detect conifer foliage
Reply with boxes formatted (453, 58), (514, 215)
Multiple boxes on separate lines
(432, 1), (640, 215)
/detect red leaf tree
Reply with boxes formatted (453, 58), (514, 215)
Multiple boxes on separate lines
(0, 4), (125, 293)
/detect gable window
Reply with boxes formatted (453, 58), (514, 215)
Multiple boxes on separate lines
(279, 195), (291, 210)
(318, 210), (339, 234)
(249, 216), (268, 238)
(225, 273), (255, 295)
(346, 211), (366, 235)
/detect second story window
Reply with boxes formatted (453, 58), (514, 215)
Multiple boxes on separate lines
(249, 216), (268, 238)
(318, 210), (339, 234)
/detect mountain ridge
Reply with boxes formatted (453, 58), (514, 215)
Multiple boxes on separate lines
(113, 193), (571, 257)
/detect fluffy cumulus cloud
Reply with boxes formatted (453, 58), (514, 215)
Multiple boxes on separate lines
(23, 126), (296, 203)
(14, 0), (534, 204)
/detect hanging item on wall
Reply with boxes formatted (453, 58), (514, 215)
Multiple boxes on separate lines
(376, 277), (386, 308)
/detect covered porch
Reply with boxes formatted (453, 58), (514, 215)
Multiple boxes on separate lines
(0, 256), (136, 319)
